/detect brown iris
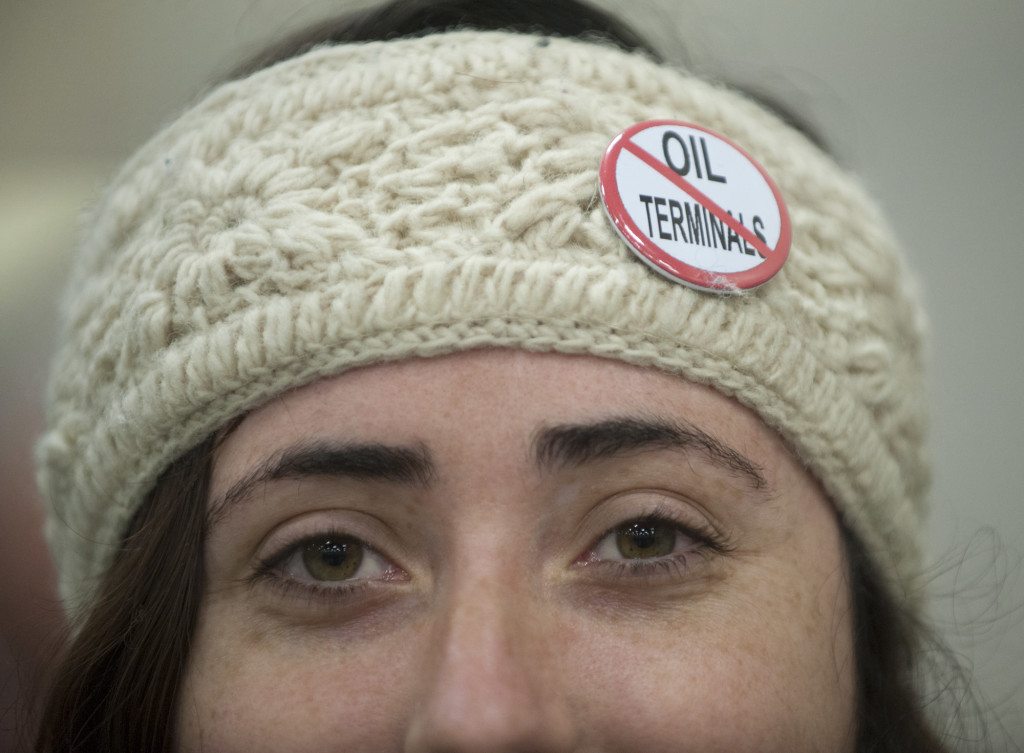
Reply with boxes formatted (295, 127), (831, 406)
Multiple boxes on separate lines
(301, 537), (363, 581)
(615, 519), (676, 559)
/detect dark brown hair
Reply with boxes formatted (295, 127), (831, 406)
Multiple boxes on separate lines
(33, 1), (969, 749)
(33, 433), (215, 753)
(225, 0), (662, 80)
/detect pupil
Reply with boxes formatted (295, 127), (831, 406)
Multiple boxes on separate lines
(616, 519), (674, 559)
(302, 536), (362, 580)
(631, 524), (656, 549)
(321, 542), (346, 567)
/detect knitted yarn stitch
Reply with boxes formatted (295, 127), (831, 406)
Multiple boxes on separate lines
(36, 30), (929, 621)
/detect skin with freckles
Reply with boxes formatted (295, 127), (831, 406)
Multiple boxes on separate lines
(175, 349), (857, 753)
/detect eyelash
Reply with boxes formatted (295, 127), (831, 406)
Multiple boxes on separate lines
(250, 502), (731, 605)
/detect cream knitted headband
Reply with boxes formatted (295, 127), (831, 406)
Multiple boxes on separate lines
(36, 30), (928, 620)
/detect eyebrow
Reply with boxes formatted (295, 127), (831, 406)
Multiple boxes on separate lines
(532, 416), (768, 492)
(209, 415), (769, 523)
(208, 441), (434, 525)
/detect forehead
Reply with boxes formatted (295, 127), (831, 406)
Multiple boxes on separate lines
(211, 349), (792, 491)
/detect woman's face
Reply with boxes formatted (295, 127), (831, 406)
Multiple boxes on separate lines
(177, 349), (856, 752)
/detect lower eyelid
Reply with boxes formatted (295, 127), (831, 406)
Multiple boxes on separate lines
(250, 572), (394, 612)
(580, 548), (717, 587)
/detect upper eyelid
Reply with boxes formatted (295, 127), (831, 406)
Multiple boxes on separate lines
(258, 509), (700, 562)
(574, 489), (724, 542)
(254, 506), (403, 559)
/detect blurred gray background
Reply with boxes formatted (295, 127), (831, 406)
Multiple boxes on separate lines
(2, 0), (1022, 748)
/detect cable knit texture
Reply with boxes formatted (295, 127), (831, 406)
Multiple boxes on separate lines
(36, 30), (929, 621)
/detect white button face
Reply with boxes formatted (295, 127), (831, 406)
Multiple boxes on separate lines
(599, 120), (791, 293)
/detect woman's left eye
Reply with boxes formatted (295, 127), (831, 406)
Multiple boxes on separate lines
(579, 511), (726, 579)
(594, 517), (690, 560)
(589, 518), (700, 565)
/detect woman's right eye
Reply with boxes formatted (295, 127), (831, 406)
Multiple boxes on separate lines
(256, 532), (403, 594)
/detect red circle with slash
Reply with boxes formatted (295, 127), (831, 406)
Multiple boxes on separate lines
(599, 119), (791, 293)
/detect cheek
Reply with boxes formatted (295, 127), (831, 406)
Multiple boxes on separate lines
(562, 560), (857, 752)
(176, 609), (427, 753)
